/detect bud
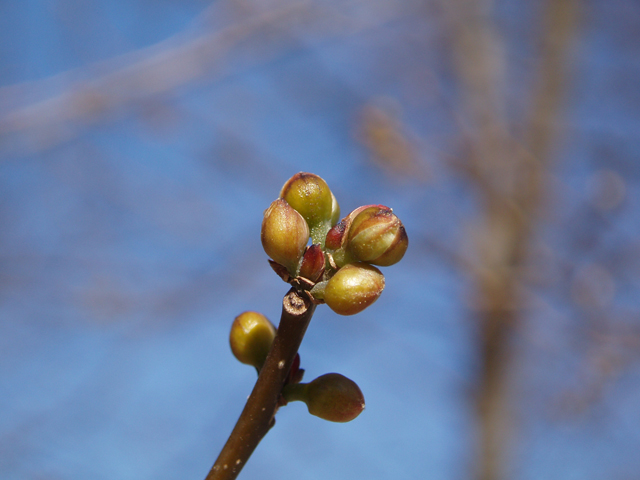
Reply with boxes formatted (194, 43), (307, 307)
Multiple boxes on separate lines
(326, 205), (370, 251)
(323, 262), (385, 316)
(325, 219), (347, 251)
(261, 198), (309, 275)
(287, 352), (304, 385)
(280, 172), (339, 245)
(329, 191), (341, 226)
(299, 244), (325, 283)
(229, 311), (276, 370)
(282, 373), (365, 422)
(346, 205), (408, 266)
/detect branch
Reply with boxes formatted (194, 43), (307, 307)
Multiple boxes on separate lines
(517, 0), (580, 216)
(205, 288), (316, 480)
(0, 0), (417, 156)
(441, 1), (579, 480)
(0, 1), (311, 154)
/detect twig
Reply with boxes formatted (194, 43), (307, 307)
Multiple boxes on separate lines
(205, 288), (316, 480)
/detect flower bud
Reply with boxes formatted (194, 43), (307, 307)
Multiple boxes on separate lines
(229, 311), (276, 370)
(299, 244), (325, 283)
(328, 204), (372, 249)
(280, 172), (339, 245)
(282, 373), (365, 423)
(323, 262), (385, 315)
(325, 219), (347, 251)
(329, 191), (341, 226)
(261, 198), (309, 275)
(346, 205), (408, 266)
(287, 352), (304, 385)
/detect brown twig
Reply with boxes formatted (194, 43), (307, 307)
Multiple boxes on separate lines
(205, 288), (316, 480)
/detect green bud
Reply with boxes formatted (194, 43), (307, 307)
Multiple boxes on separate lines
(261, 198), (309, 275)
(346, 205), (408, 266)
(229, 311), (276, 370)
(280, 172), (339, 245)
(323, 262), (385, 315)
(325, 206), (377, 266)
(329, 191), (341, 226)
(282, 373), (365, 423)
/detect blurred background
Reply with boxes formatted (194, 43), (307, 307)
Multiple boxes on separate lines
(1, 0), (639, 479)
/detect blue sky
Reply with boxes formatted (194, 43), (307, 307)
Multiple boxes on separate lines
(1, 1), (639, 479)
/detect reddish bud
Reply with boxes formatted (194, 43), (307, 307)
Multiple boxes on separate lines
(287, 352), (304, 385)
(325, 220), (348, 251)
(299, 244), (325, 283)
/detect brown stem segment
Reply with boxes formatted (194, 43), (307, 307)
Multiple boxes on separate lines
(205, 289), (316, 480)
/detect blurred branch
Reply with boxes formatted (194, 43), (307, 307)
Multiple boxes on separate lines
(442, 4), (515, 478)
(0, 0), (419, 156)
(356, 99), (430, 179)
(0, 1), (311, 154)
(556, 318), (640, 418)
(518, 0), (580, 219)
(442, 0), (579, 479)
(442, 0), (510, 201)
(523, 0), (580, 165)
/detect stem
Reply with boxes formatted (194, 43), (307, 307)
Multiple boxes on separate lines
(205, 288), (316, 480)
(281, 382), (309, 404)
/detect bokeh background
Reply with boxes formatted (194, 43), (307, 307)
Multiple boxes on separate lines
(1, 0), (639, 479)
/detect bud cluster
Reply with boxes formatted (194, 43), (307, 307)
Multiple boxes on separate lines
(261, 172), (408, 316)
(230, 172), (408, 423)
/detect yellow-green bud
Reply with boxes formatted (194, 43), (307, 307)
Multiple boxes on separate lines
(346, 205), (408, 266)
(325, 204), (370, 252)
(329, 191), (341, 226)
(229, 311), (276, 370)
(323, 262), (385, 315)
(282, 373), (365, 423)
(261, 198), (309, 275)
(280, 172), (339, 245)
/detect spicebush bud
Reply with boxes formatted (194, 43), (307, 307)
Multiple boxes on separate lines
(299, 244), (325, 282)
(323, 262), (385, 315)
(287, 352), (304, 385)
(346, 205), (408, 266)
(261, 198), (309, 275)
(329, 191), (341, 226)
(229, 311), (276, 370)
(282, 373), (365, 423)
(280, 172), (339, 244)
(326, 204), (371, 251)
(325, 219), (347, 251)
